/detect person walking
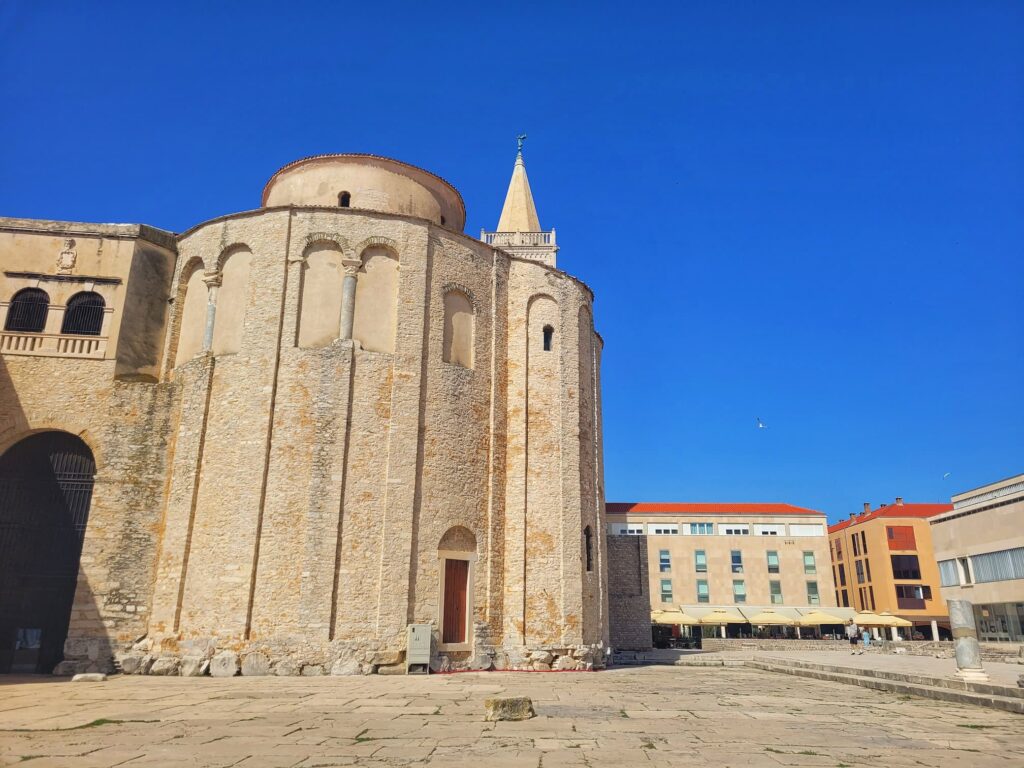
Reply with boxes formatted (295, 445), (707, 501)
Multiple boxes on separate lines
(861, 628), (872, 653)
(845, 620), (859, 653)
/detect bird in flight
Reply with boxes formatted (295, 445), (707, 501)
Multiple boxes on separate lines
(756, 417), (768, 430)
(943, 472), (951, 479)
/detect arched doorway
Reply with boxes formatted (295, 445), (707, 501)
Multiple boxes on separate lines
(0, 432), (96, 673)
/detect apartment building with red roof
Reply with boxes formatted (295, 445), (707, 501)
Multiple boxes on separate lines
(828, 498), (952, 639)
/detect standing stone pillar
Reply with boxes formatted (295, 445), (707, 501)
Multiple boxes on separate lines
(202, 272), (221, 352)
(949, 599), (989, 682)
(930, 619), (940, 642)
(890, 626), (899, 641)
(339, 261), (360, 340)
(719, 625), (725, 639)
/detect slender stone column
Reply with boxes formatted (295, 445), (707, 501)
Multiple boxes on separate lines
(930, 619), (939, 641)
(890, 626), (899, 641)
(949, 599), (989, 682)
(201, 273), (222, 352)
(338, 261), (360, 340)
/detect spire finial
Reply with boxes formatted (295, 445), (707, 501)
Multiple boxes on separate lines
(516, 133), (527, 156)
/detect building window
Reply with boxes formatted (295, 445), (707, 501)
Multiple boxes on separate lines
(689, 522), (714, 535)
(855, 560), (865, 584)
(766, 551), (780, 574)
(4, 288), (50, 333)
(807, 581), (820, 605)
(732, 580), (746, 603)
(730, 550), (743, 574)
(860, 531), (868, 554)
(542, 325), (554, 351)
(868, 585), (876, 610)
(584, 526), (593, 572)
(338, 191), (351, 207)
(649, 523), (679, 535)
(696, 579), (709, 603)
(886, 525), (917, 550)
(755, 524), (784, 536)
(865, 558), (872, 582)
(958, 557), (973, 585)
(625, 523), (644, 536)
(890, 554), (921, 580)
(838, 563), (846, 587)
(938, 559), (959, 587)
(803, 551), (816, 575)
(852, 534), (861, 557)
(834, 539), (843, 559)
(61, 291), (105, 336)
(895, 584), (931, 610)
(769, 580), (783, 605)
(660, 579), (673, 603)
(723, 525), (749, 536)
(694, 550), (707, 573)
(840, 589), (849, 607)
(659, 549), (671, 573)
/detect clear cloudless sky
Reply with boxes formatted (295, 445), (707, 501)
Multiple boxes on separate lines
(1, 2), (1021, 523)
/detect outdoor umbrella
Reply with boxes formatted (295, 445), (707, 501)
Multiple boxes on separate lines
(741, 609), (794, 626)
(651, 610), (700, 626)
(854, 611), (889, 626)
(698, 608), (747, 625)
(796, 610), (846, 627)
(878, 611), (913, 627)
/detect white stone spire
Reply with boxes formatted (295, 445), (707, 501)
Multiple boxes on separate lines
(497, 142), (541, 232)
(482, 136), (558, 267)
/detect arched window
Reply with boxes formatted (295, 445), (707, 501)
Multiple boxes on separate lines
(352, 247), (399, 354)
(543, 325), (554, 352)
(61, 292), (105, 336)
(442, 289), (474, 368)
(4, 288), (49, 333)
(584, 525), (594, 572)
(338, 191), (351, 208)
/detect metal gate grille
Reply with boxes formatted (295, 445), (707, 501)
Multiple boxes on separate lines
(0, 433), (95, 674)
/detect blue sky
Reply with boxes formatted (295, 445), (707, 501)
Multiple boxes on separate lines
(1, 2), (1021, 522)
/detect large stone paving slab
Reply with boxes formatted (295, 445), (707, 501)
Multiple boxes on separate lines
(0, 666), (1020, 766)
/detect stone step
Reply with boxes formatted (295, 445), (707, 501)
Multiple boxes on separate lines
(758, 656), (1024, 700)
(748, 659), (1024, 715)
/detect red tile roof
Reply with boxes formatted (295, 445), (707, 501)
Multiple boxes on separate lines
(606, 502), (825, 517)
(828, 503), (953, 533)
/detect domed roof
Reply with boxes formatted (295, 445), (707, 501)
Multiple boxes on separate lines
(261, 153), (466, 230)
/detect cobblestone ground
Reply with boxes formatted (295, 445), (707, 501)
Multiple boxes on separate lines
(0, 665), (1021, 767)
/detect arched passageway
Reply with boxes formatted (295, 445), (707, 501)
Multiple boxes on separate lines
(0, 432), (96, 673)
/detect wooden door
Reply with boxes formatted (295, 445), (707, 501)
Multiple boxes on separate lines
(442, 559), (469, 644)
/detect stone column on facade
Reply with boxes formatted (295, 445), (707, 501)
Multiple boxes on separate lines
(890, 626), (899, 641)
(949, 599), (990, 682)
(201, 272), (221, 352)
(338, 260), (360, 340)
(719, 626), (726, 639)
(930, 619), (939, 641)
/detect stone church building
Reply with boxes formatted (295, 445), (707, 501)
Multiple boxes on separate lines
(0, 149), (609, 676)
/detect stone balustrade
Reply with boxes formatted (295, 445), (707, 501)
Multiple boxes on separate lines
(1, 330), (108, 359)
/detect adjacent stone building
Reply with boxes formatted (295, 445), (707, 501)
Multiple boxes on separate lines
(0, 148), (609, 676)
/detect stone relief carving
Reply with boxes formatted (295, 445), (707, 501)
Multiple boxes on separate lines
(56, 238), (77, 274)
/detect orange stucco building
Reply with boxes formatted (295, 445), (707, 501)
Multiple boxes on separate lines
(828, 498), (951, 639)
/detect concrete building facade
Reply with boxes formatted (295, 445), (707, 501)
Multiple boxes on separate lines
(931, 474), (1024, 643)
(606, 502), (837, 624)
(0, 149), (609, 676)
(828, 499), (951, 639)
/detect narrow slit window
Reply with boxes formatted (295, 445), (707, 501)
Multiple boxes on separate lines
(542, 325), (554, 351)
(584, 526), (593, 572)
(338, 191), (351, 207)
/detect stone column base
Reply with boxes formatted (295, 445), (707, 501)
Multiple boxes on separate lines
(954, 667), (990, 683)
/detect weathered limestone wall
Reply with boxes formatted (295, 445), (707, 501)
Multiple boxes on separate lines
(607, 535), (653, 651)
(135, 205), (606, 675)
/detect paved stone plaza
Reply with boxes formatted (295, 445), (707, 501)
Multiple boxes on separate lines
(1, 666), (1021, 767)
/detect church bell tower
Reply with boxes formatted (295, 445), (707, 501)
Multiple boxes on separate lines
(480, 136), (558, 267)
